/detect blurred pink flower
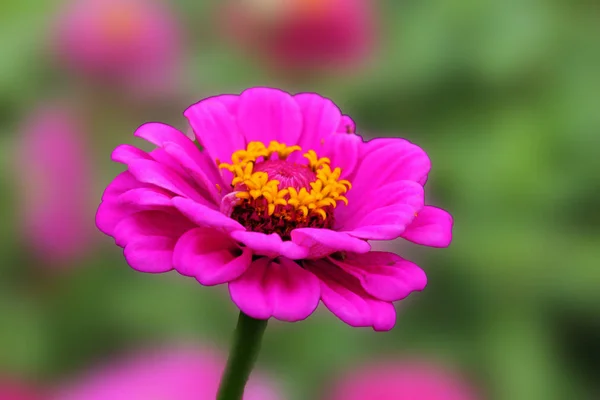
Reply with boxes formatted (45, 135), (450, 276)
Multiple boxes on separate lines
(52, 346), (282, 400)
(53, 0), (182, 94)
(0, 377), (41, 400)
(223, 0), (376, 71)
(327, 360), (480, 400)
(96, 87), (453, 331)
(16, 105), (94, 264)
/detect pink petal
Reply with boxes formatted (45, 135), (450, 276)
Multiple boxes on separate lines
(101, 171), (141, 202)
(213, 94), (240, 114)
(173, 228), (252, 286)
(134, 122), (198, 156)
(345, 205), (419, 240)
(135, 122), (224, 188)
(96, 201), (136, 236)
(294, 93), (342, 151)
(352, 138), (431, 190)
(163, 142), (223, 204)
(229, 257), (321, 322)
(127, 159), (213, 207)
(111, 144), (152, 164)
(337, 115), (356, 133)
(306, 259), (397, 331)
(402, 206), (454, 248)
(97, 173), (148, 235)
(337, 180), (424, 240)
(112, 211), (196, 274)
(117, 187), (172, 208)
(230, 231), (309, 260)
(112, 211), (195, 248)
(184, 96), (246, 168)
(237, 87), (303, 146)
(290, 228), (370, 259)
(330, 252), (427, 302)
(123, 236), (178, 273)
(172, 197), (245, 232)
(322, 132), (363, 180)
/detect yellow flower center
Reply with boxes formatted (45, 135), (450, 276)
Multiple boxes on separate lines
(218, 141), (351, 237)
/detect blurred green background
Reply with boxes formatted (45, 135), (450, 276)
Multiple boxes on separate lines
(1, 0), (599, 399)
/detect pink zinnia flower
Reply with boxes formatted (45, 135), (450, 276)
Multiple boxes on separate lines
(327, 360), (480, 400)
(52, 347), (281, 399)
(223, 0), (375, 70)
(53, 0), (181, 92)
(16, 105), (94, 264)
(96, 87), (453, 331)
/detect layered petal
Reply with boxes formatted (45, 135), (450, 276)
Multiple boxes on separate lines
(173, 228), (252, 286)
(402, 206), (453, 248)
(306, 259), (397, 331)
(337, 115), (356, 133)
(337, 180), (424, 240)
(237, 87), (303, 146)
(112, 210), (196, 273)
(96, 171), (166, 235)
(184, 96), (245, 170)
(127, 159), (213, 206)
(321, 132), (363, 180)
(294, 93), (342, 151)
(172, 197), (245, 232)
(352, 138), (430, 192)
(290, 228), (370, 259)
(230, 231), (309, 260)
(135, 122), (226, 192)
(229, 257), (321, 322)
(329, 252), (427, 302)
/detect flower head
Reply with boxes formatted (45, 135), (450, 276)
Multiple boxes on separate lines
(52, 346), (281, 399)
(96, 87), (453, 331)
(53, 0), (181, 93)
(223, 0), (376, 70)
(326, 359), (480, 400)
(16, 104), (95, 264)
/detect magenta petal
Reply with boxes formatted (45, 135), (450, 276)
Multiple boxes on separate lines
(112, 211), (195, 273)
(117, 187), (172, 208)
(112, 211), (195, 248)
(337, 115), (356, 133)
(97, 173), (173, 236)
(402, 206), (454, 248)
(101, 171), (142, 202)
(163, 142), (223, 203)
(172, 197), (245, 232)
(134, 122), (198, 156)
(306, 259), (396, 331)
(330, 252), (427, 302)
(127, 159), (213, 207)
(184, 96), (246, 167)
(96, 201), (135, 236)
(237, 88), (303, 145)
(346, 204), (420, 241)
(354, 138), (431, 189)
(322, 132), (363, 180)
(173, 228), (252, 286)
(294, 93), (342, 151)
(123, 236), (178, 273)
(230, 231), (309, 260)
(229, 257), (321, 322)
(135, 122), (223, 187)
(290, 228), (370, 258)
(111, 144), (152, 164)
(338, 180), (424, 239)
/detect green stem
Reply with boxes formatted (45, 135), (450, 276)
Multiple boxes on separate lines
(217, 312), (269, 400)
